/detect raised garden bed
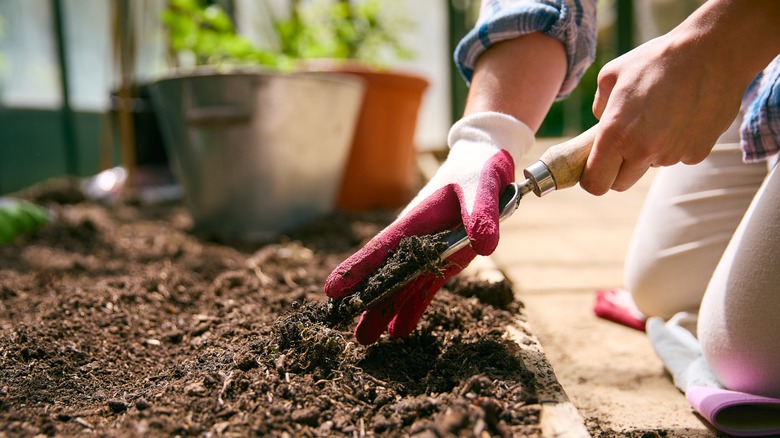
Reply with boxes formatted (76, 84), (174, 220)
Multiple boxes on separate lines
(0, 179), (576, 437)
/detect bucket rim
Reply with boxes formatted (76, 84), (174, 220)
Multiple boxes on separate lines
(149, 67), (366, 89)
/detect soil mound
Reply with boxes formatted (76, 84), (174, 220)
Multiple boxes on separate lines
(0, 182), (541, 437)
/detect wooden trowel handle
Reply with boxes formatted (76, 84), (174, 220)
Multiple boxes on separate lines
(541, 124), (598, 190)
(524, 124), (597, 196)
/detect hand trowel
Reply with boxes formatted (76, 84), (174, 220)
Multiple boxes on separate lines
(362, 125), (598, 310)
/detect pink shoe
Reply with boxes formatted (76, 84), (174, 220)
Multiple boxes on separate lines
(594, 288), (647, 332)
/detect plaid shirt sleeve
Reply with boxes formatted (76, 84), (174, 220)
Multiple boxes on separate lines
(454, 0), (597, 99)
(741, 55), (780, 163)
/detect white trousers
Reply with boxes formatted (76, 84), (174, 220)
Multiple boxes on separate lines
(625, 114), (780, 397)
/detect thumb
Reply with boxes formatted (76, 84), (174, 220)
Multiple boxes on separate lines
(460, 150), (514, 256)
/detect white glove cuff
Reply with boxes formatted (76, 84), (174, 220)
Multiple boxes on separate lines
(447, 112), (535, 165)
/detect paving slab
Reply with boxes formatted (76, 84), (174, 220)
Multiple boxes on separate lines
(490, 137), (718, 436)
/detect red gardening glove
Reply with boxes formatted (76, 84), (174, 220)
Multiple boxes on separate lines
(325, 112), (534, 345)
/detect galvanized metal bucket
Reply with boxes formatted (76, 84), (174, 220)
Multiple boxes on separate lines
(149, 69), (365, 240)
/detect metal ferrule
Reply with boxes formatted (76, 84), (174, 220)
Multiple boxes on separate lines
(523, 161), (556, 197)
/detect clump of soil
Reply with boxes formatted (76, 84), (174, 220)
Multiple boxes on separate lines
(327, 231), (451, 323)
(0, 180), (542, 437)
(446, 276), (516, 310)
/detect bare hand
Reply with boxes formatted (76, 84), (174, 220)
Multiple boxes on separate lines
(581, 29), (747, 195)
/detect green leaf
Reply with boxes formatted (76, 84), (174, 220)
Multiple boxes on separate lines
(0, 198), (49, 245)
(0, 211), (15, 245)
(202, 5), (233, 32)
(159, 0), (416, 70)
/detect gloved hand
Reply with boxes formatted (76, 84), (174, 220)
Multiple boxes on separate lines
(325, 112), (534, 344)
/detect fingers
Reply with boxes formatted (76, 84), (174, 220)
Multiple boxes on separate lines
(387, 276), (444, 339)
(580, 136), (621, 195)
(325, 186), (462, 299)
(353, 247), (476, 345)
(584, 66), (633, 195)
(586, 59), (657, 194)
(353, 272), (436, 345)
(461, 183), (501, 255)
(354, 304), (396, 345)
(388, 249), (474, 338)
(580, 127), (653, 195)
(324, 237), (396, 300)
(612, 160), (651, 192)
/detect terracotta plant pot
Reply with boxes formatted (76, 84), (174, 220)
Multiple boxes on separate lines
(304, 61), (428, 211)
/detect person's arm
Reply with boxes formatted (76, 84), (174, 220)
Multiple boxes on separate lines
(325, 1), (597, 345)
(583, 0), (780, 195)
(465, 32), (567, 132)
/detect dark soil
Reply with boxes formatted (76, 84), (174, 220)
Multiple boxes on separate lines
(0, 179), (543, 437)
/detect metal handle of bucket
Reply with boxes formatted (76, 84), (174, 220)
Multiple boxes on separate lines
(186, 106), (252, 126)
(182, 80), (252, 126)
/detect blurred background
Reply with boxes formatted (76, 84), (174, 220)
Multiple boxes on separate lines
(0, 0), (703, 196)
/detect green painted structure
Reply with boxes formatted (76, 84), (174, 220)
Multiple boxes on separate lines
(0, 109), (103, 194)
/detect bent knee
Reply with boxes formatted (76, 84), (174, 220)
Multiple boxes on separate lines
(699, 322), (780, 397)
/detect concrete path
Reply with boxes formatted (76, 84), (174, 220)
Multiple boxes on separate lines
(490, 137), (718, 436)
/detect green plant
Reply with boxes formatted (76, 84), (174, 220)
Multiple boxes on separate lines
(160, 0), (414, 71)
(161, 0), (278, 68)
(275, 0), (414, 67)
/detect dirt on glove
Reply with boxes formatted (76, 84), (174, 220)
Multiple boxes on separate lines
(0, 178), (543, 437)
(328, 231), (451, 322)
